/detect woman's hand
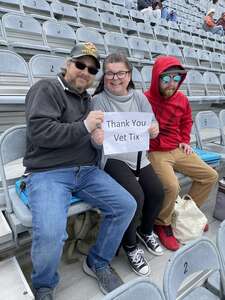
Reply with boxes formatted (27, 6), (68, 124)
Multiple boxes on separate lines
(91, 128), (104, 145)
(149, 121), (159, 139)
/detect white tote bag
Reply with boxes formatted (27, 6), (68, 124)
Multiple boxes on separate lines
(171, 194), (208, 244)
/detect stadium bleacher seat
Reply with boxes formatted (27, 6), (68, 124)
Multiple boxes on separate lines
(76, 7), (103, 32)
(195, 111), (225, 157)
(0, 49), (31, 97)
(20, 0), (53, 22)
(104, 32), (130, 58)
(163, 238), (225, 300)
(50, 1), (80, 29)
(219, 110), (225, 146)
(103, 278), (166, 300)
(120, 18), (138, 36)
(0, 125), (92, 240)
(114, 4), (130, 19)
(186, 70), (205, 97)
(42, 20), (76, 55)
(78, 0), (96, 10)
(29, 54), (65, 83)
(197, 49), (212, 69)
(154, 25), (169, 43)
(132, 66), (145, 92)
(148, 40), (165, 59)
(141, 65), (152, 90)
(127, 36), (151, 63)
(0, 0), (21, 15)
(203, 72), (224, 97)
(166, 44), (184, 64)
(100, 11), (121, 33)
(96, 0), (114, 15)
(136, 22), (154, 41)
(2, 13), (51, 59)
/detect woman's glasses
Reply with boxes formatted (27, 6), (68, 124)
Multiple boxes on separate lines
(104, 71), (130, 80)
(160, 74), (182, 84)
(72, 60), (98, 75)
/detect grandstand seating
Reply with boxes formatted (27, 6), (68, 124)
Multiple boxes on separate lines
(29, 54), (65, 83)
(50, 1), (80, 29)
(0, 49), (31, 97)
(195, 111), (225, 165)
(42, 20), (76, 54)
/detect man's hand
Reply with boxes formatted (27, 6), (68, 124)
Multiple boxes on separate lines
(84, 111), (104, 133)
(149, 121), (159, 139)
(179, 143), (192, 155)
(91, 128), (104, 145)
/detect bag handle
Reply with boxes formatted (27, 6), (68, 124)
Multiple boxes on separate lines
(136, 151), (142, 179)
(182, 194), (193, 201)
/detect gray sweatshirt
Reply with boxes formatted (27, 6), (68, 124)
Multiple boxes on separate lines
(93, 88), (156, 170)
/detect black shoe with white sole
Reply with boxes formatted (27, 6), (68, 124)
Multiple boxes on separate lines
(125, 246), (150, 276)
(137, 227), (164, 256)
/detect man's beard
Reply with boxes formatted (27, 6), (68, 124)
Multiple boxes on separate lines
(160, 87), (176, 98)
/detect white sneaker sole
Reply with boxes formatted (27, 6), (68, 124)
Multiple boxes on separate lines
(137, 232), (164, 256)
(127, 258), (151, 277)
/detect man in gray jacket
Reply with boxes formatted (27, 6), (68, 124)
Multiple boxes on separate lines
(24, 42), (136, 300)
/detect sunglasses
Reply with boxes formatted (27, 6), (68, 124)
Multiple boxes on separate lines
(72, 60), (98, 75)
(160, 74), (182, 84)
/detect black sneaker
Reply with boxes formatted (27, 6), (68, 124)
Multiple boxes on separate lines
(34, 287), (55, 300)
(125, 246), (150, 276)
(83, 258), (123, 294)
(137, 228), (164, 256)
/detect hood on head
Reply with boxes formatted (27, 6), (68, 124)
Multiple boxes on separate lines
(146, 55), (187, 101)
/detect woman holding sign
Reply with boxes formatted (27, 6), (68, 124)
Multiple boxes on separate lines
(92, 53), (164, 277)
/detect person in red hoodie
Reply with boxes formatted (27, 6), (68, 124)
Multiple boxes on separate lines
(145, 56), (218, 251)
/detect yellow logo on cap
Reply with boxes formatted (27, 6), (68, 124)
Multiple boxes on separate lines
(82, 42), (97, 57)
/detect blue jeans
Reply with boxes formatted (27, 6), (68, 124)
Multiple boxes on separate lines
(26, 166), (136, 289)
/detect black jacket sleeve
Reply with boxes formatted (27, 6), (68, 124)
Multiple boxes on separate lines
(26, 81), (89, 149)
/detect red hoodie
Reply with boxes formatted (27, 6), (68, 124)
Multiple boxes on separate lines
(145, 56), (193, 152)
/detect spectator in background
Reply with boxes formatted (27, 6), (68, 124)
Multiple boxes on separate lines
(203, 9), (224, 35)
(216, 12), (225, 31)
(161, 6), (178, 22)
(152, 0), (163, 19)
(137, 0), (153, 11)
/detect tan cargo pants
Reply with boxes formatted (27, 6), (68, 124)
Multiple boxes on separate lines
(149, 148), (218, 225)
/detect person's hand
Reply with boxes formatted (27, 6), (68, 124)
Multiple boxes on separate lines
(84, 111), (104, 133)
(149, 122), (159, 139)
(179, 143), (192, 155)
(91, 128), (104, 145)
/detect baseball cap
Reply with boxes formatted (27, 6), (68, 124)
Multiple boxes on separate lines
(161, 66), (187, 76)
(207, 8), (215, 16)
(70, 42), (100, 69)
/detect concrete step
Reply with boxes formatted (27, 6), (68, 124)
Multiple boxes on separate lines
(0, 210), (12, 245)
(0, 257), (34, 300)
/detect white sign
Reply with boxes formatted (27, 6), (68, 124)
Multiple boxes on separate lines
(103, 112), (153, 155)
